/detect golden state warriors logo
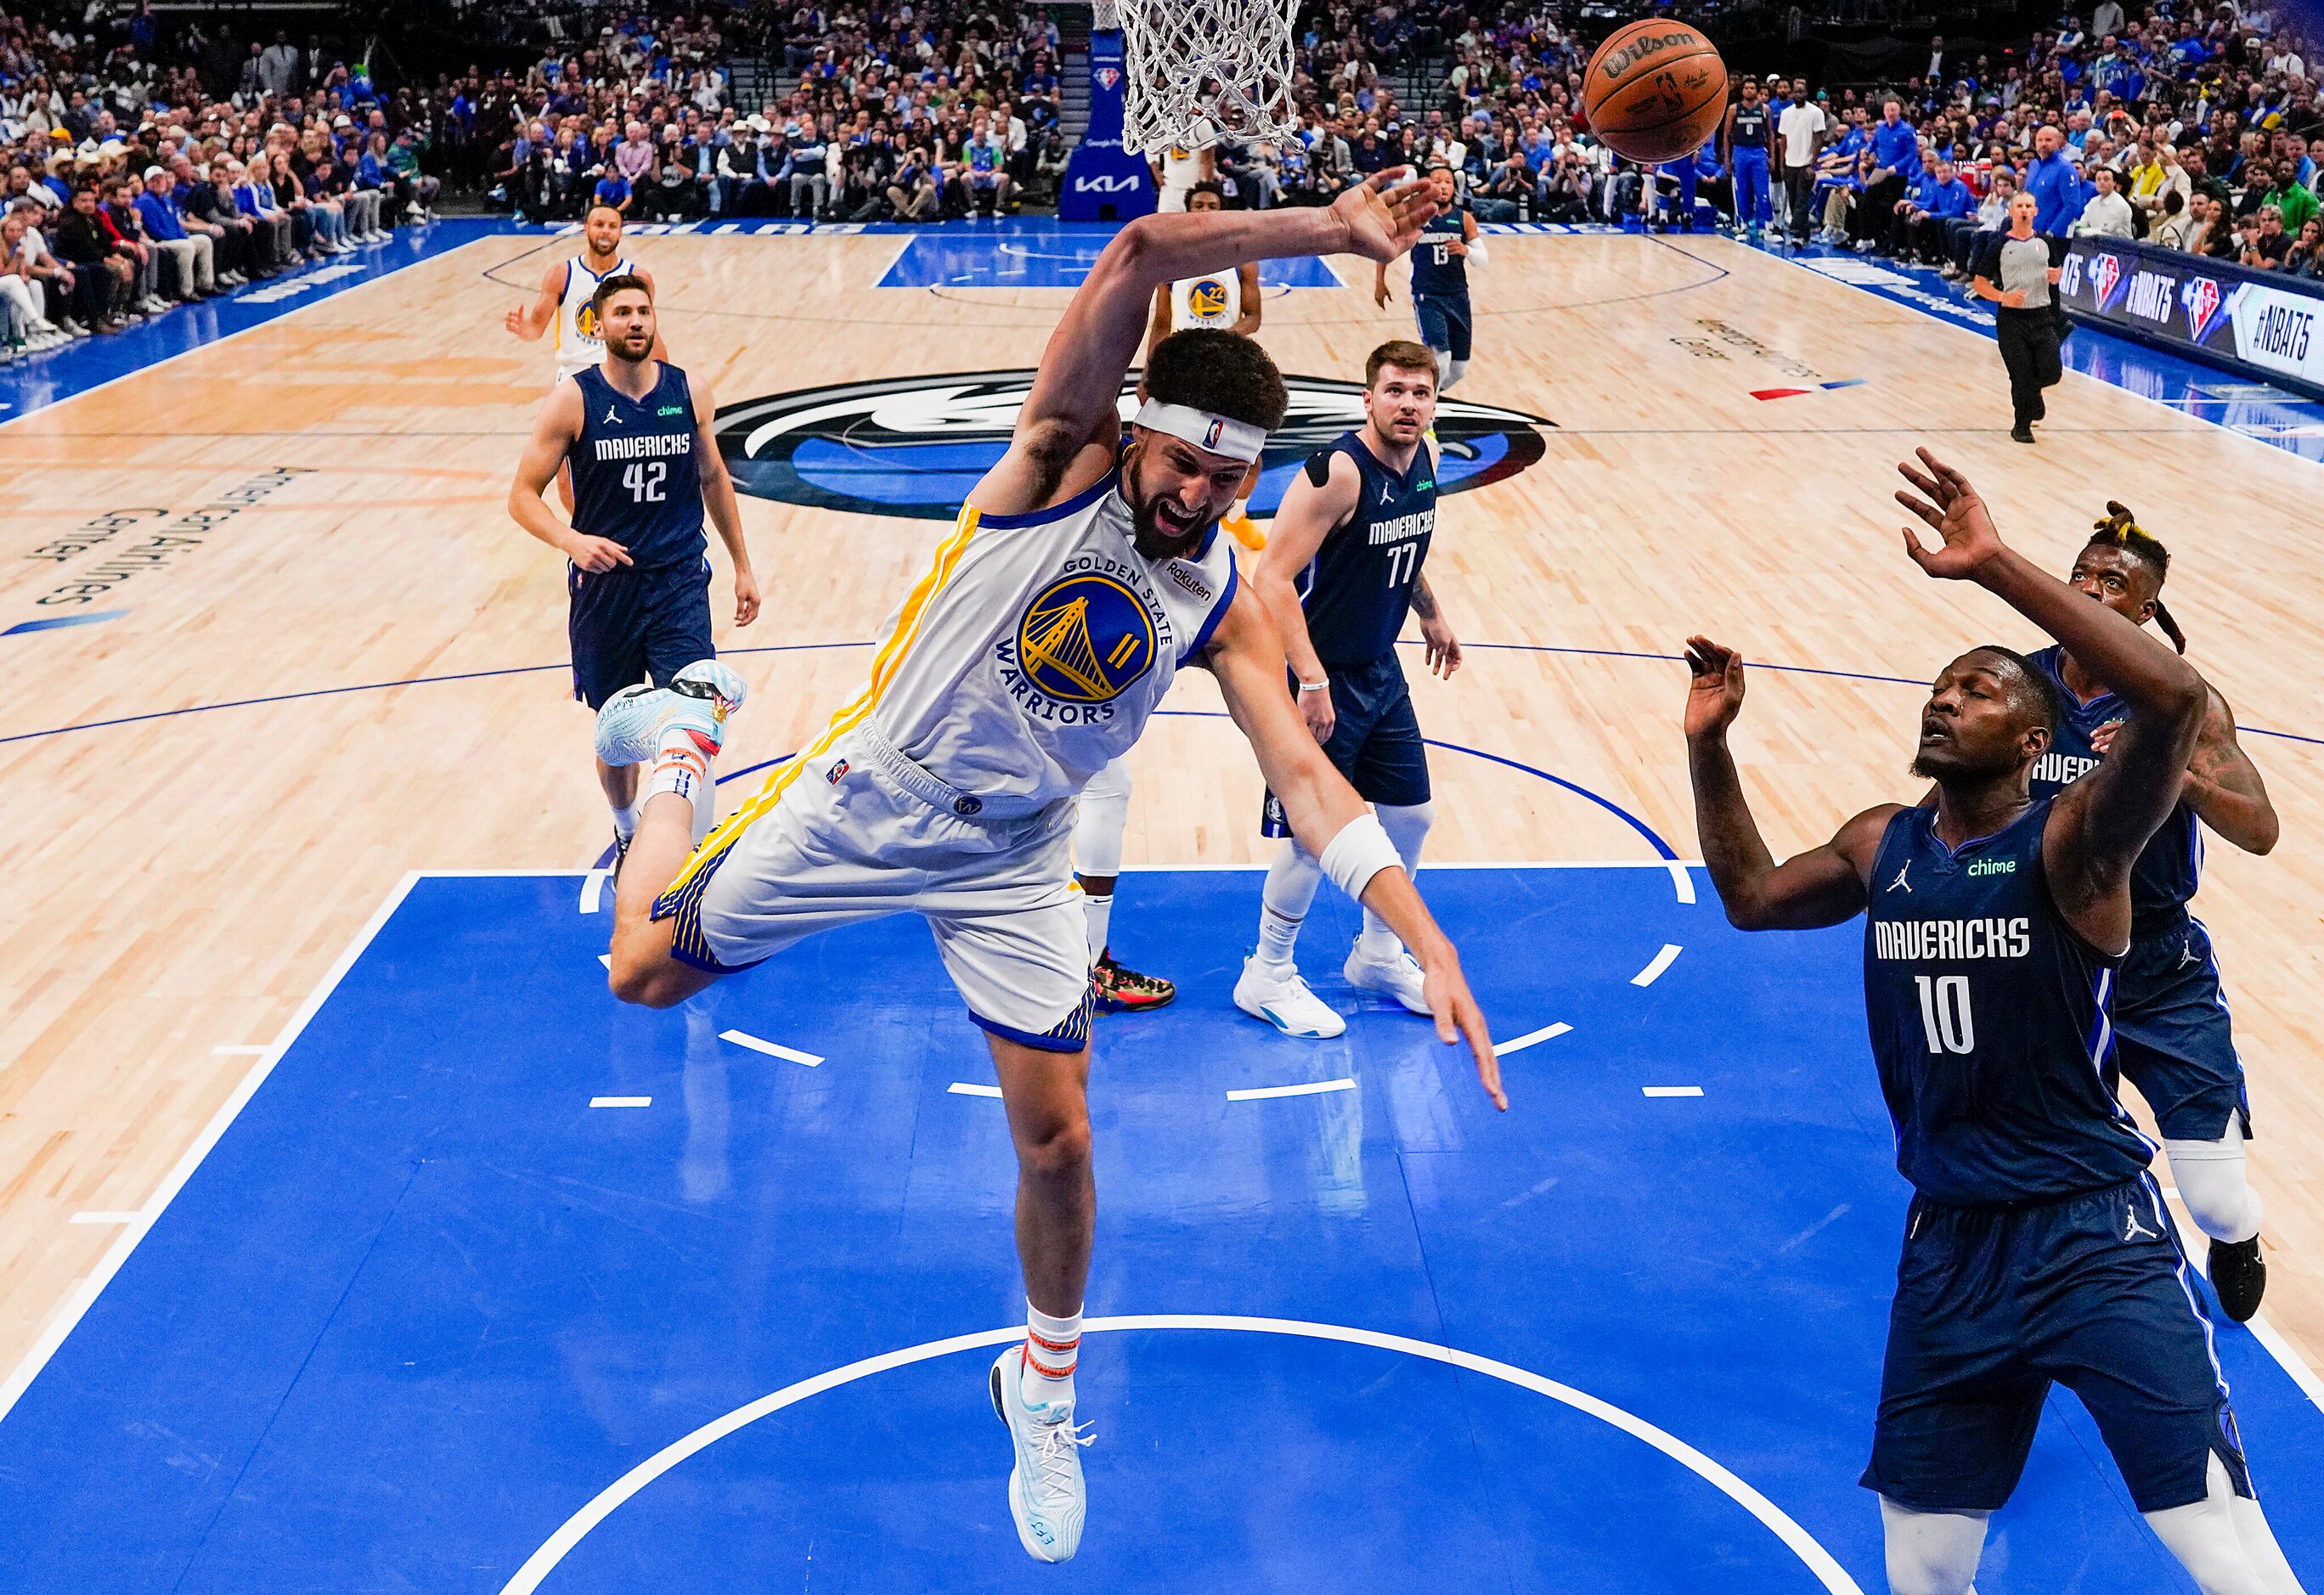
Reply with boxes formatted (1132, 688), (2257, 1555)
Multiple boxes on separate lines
(576, 302), (601, 340)
(1187, 278), (1230, 322)
(1016, 572), (1155, 704)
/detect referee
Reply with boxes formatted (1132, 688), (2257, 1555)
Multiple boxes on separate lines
(1969, 190), (2064, 445)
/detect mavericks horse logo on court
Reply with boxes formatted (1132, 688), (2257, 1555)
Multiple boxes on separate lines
(1005, 570), (1159, 713)
(711, 370), (1552, 521)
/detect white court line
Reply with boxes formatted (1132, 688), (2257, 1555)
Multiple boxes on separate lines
(68, 1212), (141, 1226)
(1643, 1085), (1705, 1098)
(0, 870), (423, 1423)
(589, 1096), (652, 1109)
(718, 1030), (823, 1068)
(578, 870), (610, 915)
(1494, 1023), (1572, 1057)
(1632, 944), (1684, 987)
(494, 1315), (1868, 1595)
(1227, 1079), (1357, 1102)
(946, 1082), (1004, 1098)
(211, 1045), (268, 1056)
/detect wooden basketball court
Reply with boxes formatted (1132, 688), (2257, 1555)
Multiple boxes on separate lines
(3, 219), (2319, 1478)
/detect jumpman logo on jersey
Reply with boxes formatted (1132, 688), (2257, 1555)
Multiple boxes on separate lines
(2178, 937), (2201, 969)
(2124, 1206), (2160, 1242)
(1886, 860), (1912, 894)
(604, 405), (622, 426)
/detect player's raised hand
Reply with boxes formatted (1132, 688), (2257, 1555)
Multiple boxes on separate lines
(1423, 954), (1507, 1111)
(1895, 448), (2005, 580)
(1333, 167), (1440, 263)
(1683, 635), (1747, 738)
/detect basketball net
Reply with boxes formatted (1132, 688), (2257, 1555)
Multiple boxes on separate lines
(1095, 0), (1299, 155)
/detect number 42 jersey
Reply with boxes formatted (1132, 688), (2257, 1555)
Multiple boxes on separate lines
(569, 362), (707, 569)
(1863, 798), (2152, 1208)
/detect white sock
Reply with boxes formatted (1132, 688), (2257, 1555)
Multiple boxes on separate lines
(1357, 801), (1433, 960)
(610, 798), (640, 841)
(1083, 885), (1114, 965)
(1021, 1299), (1082, 1407)
(642, 724), (713, 814)
(1256, 841), (1323, 970)
(2167, 1131), (2264, 1244)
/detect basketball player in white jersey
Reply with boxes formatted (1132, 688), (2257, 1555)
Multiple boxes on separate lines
(1065, 181), (1274, 1017)
(594, 172), (1503, 1564)
(504, 203), (665, 510)
(1148, 116), (1217, 212)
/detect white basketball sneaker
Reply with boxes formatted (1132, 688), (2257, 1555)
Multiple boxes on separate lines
(1344, 944), (1432, 1015)
(1233, 956), (1347, 1039)
(990, 1347), (1093, 1563)
(593, 663), (747, 769)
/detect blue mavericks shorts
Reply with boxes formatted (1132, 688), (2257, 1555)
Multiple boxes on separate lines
(568, 555), (715, 711)
(1863, 1176), (2249, 1514)
(1413, 291), (1472, 362)
(1261, 650), (1430, 836)
(2109, 916), (2250, 1142)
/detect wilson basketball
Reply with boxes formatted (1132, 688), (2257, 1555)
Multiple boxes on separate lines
(1582, 20), (1729, 165)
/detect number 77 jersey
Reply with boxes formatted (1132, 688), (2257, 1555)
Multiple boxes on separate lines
(1862, 798), (2154, 1209)
(568, 362), (708, 570)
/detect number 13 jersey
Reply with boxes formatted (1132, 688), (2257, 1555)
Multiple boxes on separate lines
(1863, 798), (2149, 1208)
(570, 363), (706, 569)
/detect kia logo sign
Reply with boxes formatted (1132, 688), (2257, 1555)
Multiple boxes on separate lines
(1073, 175), (1143, 192)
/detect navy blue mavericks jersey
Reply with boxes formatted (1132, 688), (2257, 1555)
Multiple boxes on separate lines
(2024, 644), (2201, 936)
(1864, 799), (2152, 1207)
(1730, 100), (1772, 150)
(570, 364), (706, 569)
(1410, 206), (1470, 297)
(1298, 432), (1437, 667)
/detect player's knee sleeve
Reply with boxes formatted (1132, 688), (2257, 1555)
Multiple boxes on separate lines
(1878, 1499), (1988, 1595)
(2164, 1134), (2264, 1245)
(1073, 759), (1131, 879)
(1263, 839), (1323, 921)
(1445, 358), (1469, 391)
(1375, 801), (1433, 874)
(2142, 1456), (2270, 1594)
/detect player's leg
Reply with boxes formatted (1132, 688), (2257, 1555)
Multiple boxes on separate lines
(1442, 296), (1473, 391)
(641, 557), (728, 843)
(1343, 668), (1435, 1012)
(1075, 755), (1174, 1012)
(1413, 294), (1453, 390)
(570, 566), (655, 864)
(2117, 921), (2267, 1318)
(1878, 1499), (1990, 1595)
(2047, 1181), (2302, 1595)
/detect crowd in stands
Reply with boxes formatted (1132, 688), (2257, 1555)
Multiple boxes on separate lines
(0, 3), (442, 360)
(491, 3), (1070, 224)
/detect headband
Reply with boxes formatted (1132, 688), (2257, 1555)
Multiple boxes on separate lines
(1132, 399), (1266, 464)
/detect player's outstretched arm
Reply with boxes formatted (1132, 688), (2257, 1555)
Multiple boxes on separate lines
(1204, 586), (1503, 1107)
(505, 259), (561, 340)
(1893, 449), (2205, 944)
(1684, 636), (1894, 928)
(691, 375), (759, 626)
(2184, 690), (2278, 854)
(970, 171), (1440, 520)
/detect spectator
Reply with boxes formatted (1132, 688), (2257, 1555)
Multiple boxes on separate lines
(134, 165), (215, 296)
(887, 143), (939, 222)
(2022, 125), (2081, 235)
(2071, 165), (2135, 237)
(2242, 205), (2293, 268)
(1900, 157), (1973, 264)
(48, 185), (132, 333)
(2153, 189), (2198, 250)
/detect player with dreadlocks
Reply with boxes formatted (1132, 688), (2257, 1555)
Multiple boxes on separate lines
(2022, 503), (2282, 1321)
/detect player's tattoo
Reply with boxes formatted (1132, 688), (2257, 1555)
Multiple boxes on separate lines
(1409, 573), (1440, 620)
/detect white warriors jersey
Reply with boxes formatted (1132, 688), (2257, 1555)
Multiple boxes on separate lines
(554, 253), (635, 380)
(716, 461), (1241, 835)
(1170, 269), (1241, 331)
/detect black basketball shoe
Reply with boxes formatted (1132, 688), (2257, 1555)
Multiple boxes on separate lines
(2209, 1236), (2266, 1323)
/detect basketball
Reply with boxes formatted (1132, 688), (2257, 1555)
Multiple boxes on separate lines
(1582, 19), (1729, 166)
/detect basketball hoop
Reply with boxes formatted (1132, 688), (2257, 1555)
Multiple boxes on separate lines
(1094, 0), (1300, 155)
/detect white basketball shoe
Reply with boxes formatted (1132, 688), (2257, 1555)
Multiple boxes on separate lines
(1344, 944), (1432, 1015)
(593, 662), (747, 768)
(1233, 956), (1347, 1039)
(990, 1347), (1093, 1563)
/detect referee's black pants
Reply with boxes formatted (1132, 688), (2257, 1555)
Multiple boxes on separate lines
(1996, 305), (2062, 429)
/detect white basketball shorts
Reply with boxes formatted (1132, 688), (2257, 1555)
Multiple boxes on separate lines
(653, 719), (1091, 1051)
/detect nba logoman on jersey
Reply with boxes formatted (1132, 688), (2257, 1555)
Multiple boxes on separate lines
(556, 255), (635, 379)
(1298, 431), (1437, 667)
(1864, 798), (2155, 1208)
(2022, 644), (2201, 934)
(568, 363), (706, 568)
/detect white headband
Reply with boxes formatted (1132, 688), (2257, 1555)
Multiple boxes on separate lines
(1132, 399), (1266, 464)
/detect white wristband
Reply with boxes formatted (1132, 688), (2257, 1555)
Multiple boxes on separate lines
(1319, 812), (1402, 902)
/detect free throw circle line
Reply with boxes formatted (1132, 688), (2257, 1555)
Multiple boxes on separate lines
(497, 1313), (1866, 1595)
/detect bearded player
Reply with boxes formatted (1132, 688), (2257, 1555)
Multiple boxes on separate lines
(594, 172), (1503, 1564)
(505, 203), (665, 511)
